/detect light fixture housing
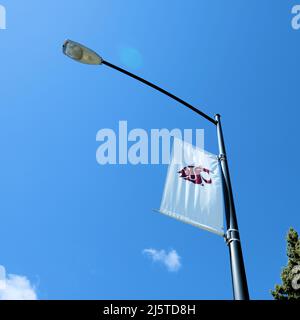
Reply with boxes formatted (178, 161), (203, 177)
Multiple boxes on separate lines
(62, 40), (103, 65)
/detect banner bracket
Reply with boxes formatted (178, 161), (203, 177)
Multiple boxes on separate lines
(224, 228), (240, 246)
(218, 154), (227, 162)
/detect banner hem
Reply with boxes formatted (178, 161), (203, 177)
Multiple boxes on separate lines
(154, 209), (225, 237)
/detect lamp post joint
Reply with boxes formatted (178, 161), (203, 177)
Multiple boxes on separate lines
(218, 154), (227, 162)
(225, 228), (241, 246)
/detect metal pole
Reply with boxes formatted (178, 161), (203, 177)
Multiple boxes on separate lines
(215, 114), (249, 300)
(100, 60), (250, 299)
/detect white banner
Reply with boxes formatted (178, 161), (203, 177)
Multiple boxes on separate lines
(158, 139), (224, 236)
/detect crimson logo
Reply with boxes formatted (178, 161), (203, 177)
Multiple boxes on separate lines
(178, 166), (212, 186)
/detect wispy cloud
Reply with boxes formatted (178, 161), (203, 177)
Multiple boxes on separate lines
(0, 265), (37, 300)
(143, 248), (181, 272)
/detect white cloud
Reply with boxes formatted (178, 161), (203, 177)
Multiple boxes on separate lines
(0, 265), (37, 300)
(143, 248), (181, 272)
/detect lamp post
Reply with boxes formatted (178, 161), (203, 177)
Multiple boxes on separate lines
(62, 40), (250, 300)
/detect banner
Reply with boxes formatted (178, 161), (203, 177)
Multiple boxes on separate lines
(158, 139), (224, 236)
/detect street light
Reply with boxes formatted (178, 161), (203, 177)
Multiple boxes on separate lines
(62, 39), (250, 300)
(63, 40), (103, 65)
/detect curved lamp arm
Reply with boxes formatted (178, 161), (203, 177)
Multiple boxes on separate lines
(62, 39), (217, 125)
(102, 60), (217, 125)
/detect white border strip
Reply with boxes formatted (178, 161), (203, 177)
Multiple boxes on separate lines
(154, 209), (225, 237)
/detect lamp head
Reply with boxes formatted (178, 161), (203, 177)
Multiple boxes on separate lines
(62, 40), (103, 65)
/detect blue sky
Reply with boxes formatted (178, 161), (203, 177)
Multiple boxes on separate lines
(0, 0), (299, 300)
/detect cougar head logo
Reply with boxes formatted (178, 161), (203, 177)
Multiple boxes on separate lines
(178, 165), (212, 186)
